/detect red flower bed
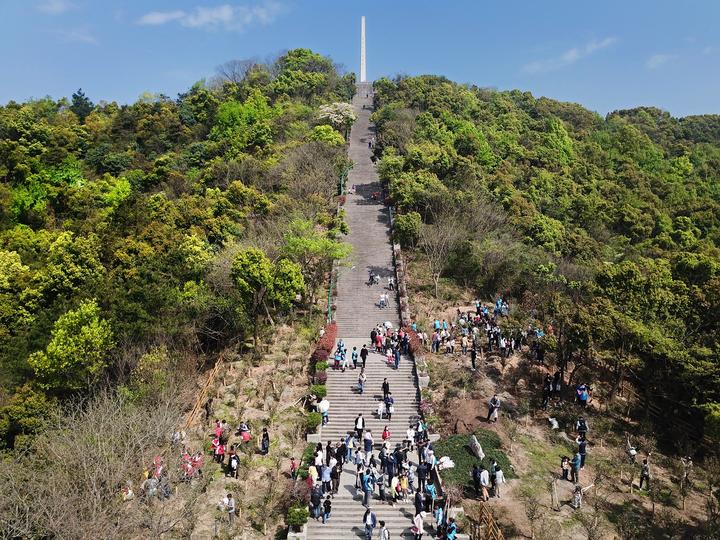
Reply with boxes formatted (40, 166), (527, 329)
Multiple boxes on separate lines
(311, 348), (329, 363)
(402, 327), (421, 355)
(317, 322), (338, 352)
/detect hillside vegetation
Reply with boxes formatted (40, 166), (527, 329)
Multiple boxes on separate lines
(0, 49), (354, 537)
(373, 75), (720, 443)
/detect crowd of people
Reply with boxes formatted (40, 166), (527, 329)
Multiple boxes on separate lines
(300, 322), (459, 539)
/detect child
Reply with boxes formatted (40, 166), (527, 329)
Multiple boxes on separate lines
(290, 457), (298, 480)
(561, 456), (570, 481)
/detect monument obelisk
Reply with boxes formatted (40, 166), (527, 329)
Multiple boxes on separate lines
(360, 16), (367, 83)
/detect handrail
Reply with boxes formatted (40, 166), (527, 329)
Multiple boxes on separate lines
(183, 352), (225, 430)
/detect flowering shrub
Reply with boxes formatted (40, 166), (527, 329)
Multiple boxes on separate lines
(402, 327), (421, 355)
(317, 322), (338, 352)
(311, 348), (329, 363)
(314, 370), (328, 384)
(419, 399), (434, 415)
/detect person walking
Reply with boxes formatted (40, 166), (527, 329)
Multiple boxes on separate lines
(361, 344), (369, 368)
(355, 414), (365, 439)
(487, 394), (501, 423)
(379, 520), (390, 540)
(472, 464), (482, 497)
(417, 461), (428, 493)
(576, 435), (588, 469)
(414, 489), (424, 515)
(385, 393), (395, 421)
(260, 428), (270, 455)
(639, 455), (652, 490)
(322, 495), (332, 524)
(358, 368), (367, 394)
(363, 507), (377, 540)
(362, 468), (374, 506)
(576, 416), (589, 438)
(494, 466), (506, 498)
(310, 486), (322, 520)
(364, 430), (374, 455)
(382, 378), (390, 400)
(470, 348), (477, 371)
(479, 465), (490, 501)
(223, 493), (236, 526)
(352, 347), (359, 369)
(412, 511), (426, 540)
(571, 452), (582, 483)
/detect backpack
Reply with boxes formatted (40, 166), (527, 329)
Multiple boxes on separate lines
(578, 419), (588, 432)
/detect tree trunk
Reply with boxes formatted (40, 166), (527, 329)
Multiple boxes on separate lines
(433, 274), (440, 299)
(608, 364), (624, 403)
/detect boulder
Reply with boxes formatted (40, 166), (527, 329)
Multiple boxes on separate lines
(469, 434), (485, 460)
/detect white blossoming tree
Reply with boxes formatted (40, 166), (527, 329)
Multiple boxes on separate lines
(317, 102), (357, 140)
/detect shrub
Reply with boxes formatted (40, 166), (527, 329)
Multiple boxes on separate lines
(315, 361), (328, 372)
(394, 211), (422, 247)
(315, 371), (328, 384)
(317, 322), (338, 352)
(311, 348), (329, 363)
(402, 327), (422, 354)
(287, 504), (310, 529)
(306, 412), (322, 431)
(297, 443), (315, 480)
(310, 384), (327, 398)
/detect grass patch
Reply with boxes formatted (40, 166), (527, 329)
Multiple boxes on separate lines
(434, 428), (515, 493)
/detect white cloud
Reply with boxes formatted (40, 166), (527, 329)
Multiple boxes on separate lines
(37, 0), (75, 14)
(138, 10), (186, 25)
(523, 37), (618, 74)
(702, 46), (715, 55)
(646, 53), (677, 69)
(57, 27), (97, 44)
(137, 1), (284, 31)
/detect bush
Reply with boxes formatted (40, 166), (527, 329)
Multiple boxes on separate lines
(402, 327), (422, 355)
(297, 443), (315, 480)
(317, 322), (338, 352)
(311, 348), (329, 363)
(310, 384), (327, 398)
(287, 504), (310, 529)
(315, 361), (328, 372)
(315, 371), (328, 384)
(394, 211), (422, 247)
(306, 412), (322, 431)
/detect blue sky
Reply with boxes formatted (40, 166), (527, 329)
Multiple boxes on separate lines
(1, 0), (718, 116)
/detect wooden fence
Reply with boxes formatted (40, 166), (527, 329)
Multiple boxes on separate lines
(466, 503), (505, 540)
(183, 352), (226, 430)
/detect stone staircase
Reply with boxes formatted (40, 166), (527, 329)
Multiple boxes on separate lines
(305, 85), (434, 539)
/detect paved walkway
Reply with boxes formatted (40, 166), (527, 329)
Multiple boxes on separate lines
(306, 84), (432, 539)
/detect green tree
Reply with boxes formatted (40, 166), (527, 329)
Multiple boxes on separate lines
(310, 125), (345, 146)
(69, 88), (94, 122)
(28, 299), (114, 392)
(0, 384), (56, 448)
(231, 247), (304, 345)
(281, 219), (351, 304)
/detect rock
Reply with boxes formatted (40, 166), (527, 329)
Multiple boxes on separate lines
(469, 434), (485, 460)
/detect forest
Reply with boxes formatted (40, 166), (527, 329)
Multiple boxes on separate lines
(372, 75), (720, 446)
(0, 49), (355, 537)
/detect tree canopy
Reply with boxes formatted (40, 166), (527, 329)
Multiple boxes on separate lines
(373, 75), (720, 442)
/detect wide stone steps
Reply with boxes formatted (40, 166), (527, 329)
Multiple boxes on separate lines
(307, 86), (432, 539)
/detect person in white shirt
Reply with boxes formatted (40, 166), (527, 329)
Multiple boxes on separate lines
(494, 466), (506, 498)
(480, 467), (490, 501)
(222, 493), (236, 525)
(379, 519), (390, 540)
(412, 511), (426, 539)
